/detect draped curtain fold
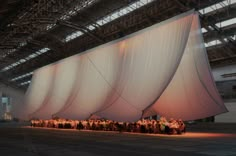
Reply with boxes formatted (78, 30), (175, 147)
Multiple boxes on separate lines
(143, 14), (228, 120)
(23, 11), (227, 121)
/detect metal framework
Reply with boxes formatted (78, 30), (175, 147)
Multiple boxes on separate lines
(0, 0), (235, 90)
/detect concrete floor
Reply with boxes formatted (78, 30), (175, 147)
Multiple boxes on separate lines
(0, 122), (236, 156)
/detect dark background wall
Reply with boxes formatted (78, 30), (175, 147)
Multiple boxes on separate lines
(215, 80), (236, 100)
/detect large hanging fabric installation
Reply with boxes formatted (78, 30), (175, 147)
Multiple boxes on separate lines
(24, 64), (56, 119)
(23, 10), (227, 121)
(54, 43), (122, 120)
(95, 12), (194, 121)
(143, 14), (228, 120)
(29, 56), (81, 119)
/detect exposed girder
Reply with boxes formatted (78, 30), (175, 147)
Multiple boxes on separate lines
(0, 0), (235, 90)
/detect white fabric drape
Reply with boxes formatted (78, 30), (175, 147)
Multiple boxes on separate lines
(95, 12), (194, 121)
(30, 56), (81, 119)
(143, 14), (228, 120)
(24, 65), (56, 119)
(23, 11), (227, 121)
(55, 43), (121, 120)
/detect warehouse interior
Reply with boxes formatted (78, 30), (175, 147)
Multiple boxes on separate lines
(0, 0), (235, 122)
(0, 1), (236, 156)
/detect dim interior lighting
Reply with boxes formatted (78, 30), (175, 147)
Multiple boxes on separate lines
(1, 49), (16, 59)
(3, 0), (97, 60)
(65, 0), (154, 42)
(1, 43), (28, 59)
(1, 48), (50, 72)
(19, 42), (27, 47)
(199, 0), (236, 15)
(59, 0), (96, 21)
(46, 0), (97, 31)
(46, 24), (56, 31)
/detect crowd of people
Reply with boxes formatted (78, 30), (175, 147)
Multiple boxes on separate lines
(30, 117), (186, 135)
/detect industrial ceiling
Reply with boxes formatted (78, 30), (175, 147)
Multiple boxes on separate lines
(0, 0), (235, 90)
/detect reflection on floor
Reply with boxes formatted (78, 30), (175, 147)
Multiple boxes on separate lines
(26, 125), (236, 138)
(0, 122), (236, 156)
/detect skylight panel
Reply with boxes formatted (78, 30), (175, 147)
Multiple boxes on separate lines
(65, 31), (84, 42)
(47, 0), (97, 31)
(19, 42), (27, 47)
(28, 53), (38, 59)
(40, 48), (50, 53)
(12, 62), (19, 67)
(1, 49), (16, 59)
(201, 28), (208, 33)
(19, 59), (26, 63)
(2, 1), (97, 59)
(224, 38), (229, 42)
(231, 35), (236, 40)
(111, 12), (119, 19)
(199, 0), (236, 15)
(19, 80), (31, 86)
(46, 24), (56, 31)
(1, 48), (50, 72)
(215, 17), (236, 28)
(208, 26), (214, 30)
(1, 41), (27, 59)
(65, 0), (154, 42)
(95, 0), (154, 26)
(11, 72), (33, 81)
(205, 40), (222, 48)
(87, 25), (96, 31)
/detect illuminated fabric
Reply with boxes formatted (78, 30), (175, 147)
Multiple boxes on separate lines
(23, 11), (227, 121)
(143, 15), (228, 120)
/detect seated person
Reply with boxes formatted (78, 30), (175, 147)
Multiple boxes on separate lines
(177, 119), (186, 133)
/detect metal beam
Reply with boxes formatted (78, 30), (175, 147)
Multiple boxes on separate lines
(204, 27), (236, 42)
(58, 20), (104, 43)
(1, 0), (236, 87)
